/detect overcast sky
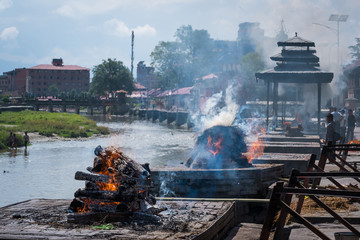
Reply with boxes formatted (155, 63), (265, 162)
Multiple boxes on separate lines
(1, 0), (360, 77)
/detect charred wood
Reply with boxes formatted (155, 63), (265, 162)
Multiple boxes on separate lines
(74, 189), (135, 202)
(75, 171), (111, 183)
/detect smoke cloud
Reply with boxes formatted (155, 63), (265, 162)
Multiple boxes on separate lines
(192, 83), (240, 132)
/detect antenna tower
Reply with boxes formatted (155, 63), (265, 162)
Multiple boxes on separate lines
(131, 30), (135, 80)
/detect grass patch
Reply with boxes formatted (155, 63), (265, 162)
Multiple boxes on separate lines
(0, 110), (109, 148)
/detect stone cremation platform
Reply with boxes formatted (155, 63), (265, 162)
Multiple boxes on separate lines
(250, 133), (321, 176)
(252, 153), (311, 176)
(151, 164), (283, 198)
(0, 199), (235, 240)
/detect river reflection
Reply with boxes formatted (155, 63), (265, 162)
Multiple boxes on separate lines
(0, 115), (195, 207)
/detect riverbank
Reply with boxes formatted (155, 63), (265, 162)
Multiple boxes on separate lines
(0, 110), (109, 149)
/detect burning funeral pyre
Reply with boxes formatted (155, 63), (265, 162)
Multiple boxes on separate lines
(68, 146), (157, 220)
(186, 125), (264, 169)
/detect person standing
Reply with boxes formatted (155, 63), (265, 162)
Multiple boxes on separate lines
(12, 133), (17, 149)
(23, 132), (30, 149)
(325, 113), (336, 146)
(7, 132), (13, 147)
(331, 107), (341, 135)
(339, 109), (346, 143)
(346, 109), (356, 142)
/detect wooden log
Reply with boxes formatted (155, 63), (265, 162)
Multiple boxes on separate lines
(85, 181), (99, 191)
(76, 170), (153, 187)
(75, 171), (111, 183)
(74, 189), (132, 201)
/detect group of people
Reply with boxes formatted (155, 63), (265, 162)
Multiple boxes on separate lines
(325, 107), (356, 146)
(7, 132), (30, 149)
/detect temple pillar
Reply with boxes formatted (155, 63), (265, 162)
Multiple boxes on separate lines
(273, 81), (279, 128)
(318, 83), (321, 135)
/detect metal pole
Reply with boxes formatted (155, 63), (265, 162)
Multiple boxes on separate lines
(318, 83), (321, 135)
(266, 81), (270, 128)
(337, 20), (340, 69)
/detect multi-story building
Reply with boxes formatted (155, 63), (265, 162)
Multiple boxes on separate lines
(27, 58), (90, 96)
(0, 68), (27, 96)
(136, 61), (159, 89)
(0, 58), (90, 97)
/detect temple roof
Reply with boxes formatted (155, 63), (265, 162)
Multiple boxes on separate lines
(255, 70), (333, 83)
(277, 33), (315, 47)
(270, 53), (319, 63)
(255, 32), (333, 84)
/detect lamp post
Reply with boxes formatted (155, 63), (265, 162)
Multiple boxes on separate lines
(328, 14), (349, 68)
(313, 14), (349, 69)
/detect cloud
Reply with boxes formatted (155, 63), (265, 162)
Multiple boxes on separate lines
(133, 24), (157, 36)
(104, 18), (156, 37)
(55, 5), (75, 17)
(55, 0), (126, 17)
(0, 0), (12, 11)
(55, 0), (197, 17)
(1, 27), (19, 41)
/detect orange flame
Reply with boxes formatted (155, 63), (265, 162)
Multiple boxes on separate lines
(246, 126), (266, 163)
(207, 135), (223, 156)
(77, 198), (92, 213)
(246, 138), (265, 163)
(96, 154), (120, 191)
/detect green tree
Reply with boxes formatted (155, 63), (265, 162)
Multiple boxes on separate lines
(151, 25), (215, 88)
(90, 58), (134, 96)
(151, 41), (185, 88)
(240, 51), (266, 100)
(48, 84), (59, 96)
(70, 88), (77, 99)
(349, 37), (360, 62)
(1, 95), (10, 103)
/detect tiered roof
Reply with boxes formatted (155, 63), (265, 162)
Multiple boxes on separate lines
(255, 33), (333, 83)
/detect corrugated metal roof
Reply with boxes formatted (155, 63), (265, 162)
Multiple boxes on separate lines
(134, 82), (147, 90)
(172, 87), (193, 95)
(202, 73), (218, 80)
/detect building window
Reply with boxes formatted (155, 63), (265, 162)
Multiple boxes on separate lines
(44, 82), (47, 85)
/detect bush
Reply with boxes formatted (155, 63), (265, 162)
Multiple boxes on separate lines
(0, 110), (109, 139)
(0, 130), (25, 149)
(97, 126), (110, 135)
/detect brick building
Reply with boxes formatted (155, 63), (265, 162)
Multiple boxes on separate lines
(27, 58), (90, 96)
(0, 58), (90, 97)
(0, 68), (27, 96)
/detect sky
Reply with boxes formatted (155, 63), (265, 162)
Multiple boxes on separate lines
(1, 0), (360, 78)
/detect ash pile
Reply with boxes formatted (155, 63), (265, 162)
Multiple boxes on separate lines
(68, 145), (161, 223)
(186, 125), (252, 169)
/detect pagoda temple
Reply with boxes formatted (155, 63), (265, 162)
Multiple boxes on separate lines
(255, 33), (334, 133)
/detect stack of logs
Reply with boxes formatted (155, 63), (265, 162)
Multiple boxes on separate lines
(68, 146), (156, 217)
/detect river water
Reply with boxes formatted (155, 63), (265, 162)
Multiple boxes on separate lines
(0, 115), (195, 207)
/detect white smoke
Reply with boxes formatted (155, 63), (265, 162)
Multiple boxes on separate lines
(193, 84), (240, 132)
